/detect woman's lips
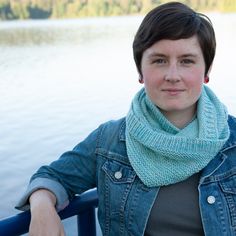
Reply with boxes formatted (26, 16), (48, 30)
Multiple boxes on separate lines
(162, 88), (185, 95)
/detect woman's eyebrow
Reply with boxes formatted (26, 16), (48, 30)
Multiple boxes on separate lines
(179, 53), (198, 58)
(148, 52), (166, 58)
(147, 52), (198, 59)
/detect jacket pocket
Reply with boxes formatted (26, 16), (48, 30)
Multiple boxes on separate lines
(102, 159), (136, 216)
(220, 173), (236, 227)
(103, 159), (136, 184)
(99, 159), (137, 235)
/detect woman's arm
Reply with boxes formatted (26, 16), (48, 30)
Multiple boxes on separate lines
(16, 124), (102, 212)
(16, 122), (106, 235)
(29, 189), (65, 236)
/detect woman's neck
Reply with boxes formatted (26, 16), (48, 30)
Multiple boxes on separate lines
(161, 108), (197, 129)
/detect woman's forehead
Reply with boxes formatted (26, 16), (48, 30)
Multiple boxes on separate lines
(144, 36), (202, 56)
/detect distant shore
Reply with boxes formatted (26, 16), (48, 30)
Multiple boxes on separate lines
(0, 0), (236, 21)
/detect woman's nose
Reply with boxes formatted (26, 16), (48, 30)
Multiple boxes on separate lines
(164, 65), (181, 82)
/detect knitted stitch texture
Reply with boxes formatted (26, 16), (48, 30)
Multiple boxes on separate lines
(126, 86), (230, 187)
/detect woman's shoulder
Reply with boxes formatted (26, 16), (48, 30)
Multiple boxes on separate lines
(96, 117), (128, 157)
(101, 117), (126, 134)
(98, 117), (126, 143)
(227, 114), (236, 144)
(228, 114), (236, 128)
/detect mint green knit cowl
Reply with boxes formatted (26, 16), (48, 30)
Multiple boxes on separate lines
(126, 86), (230, 187)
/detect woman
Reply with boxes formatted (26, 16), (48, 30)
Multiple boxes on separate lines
(16, 2), (236, 235)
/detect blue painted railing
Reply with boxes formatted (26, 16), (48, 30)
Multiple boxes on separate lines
(0, 188), (98, 236)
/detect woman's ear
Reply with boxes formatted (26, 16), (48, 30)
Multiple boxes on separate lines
(204, 75), (209, 84)
(138, 75), (144, 84)
(204, 64), (212, 84)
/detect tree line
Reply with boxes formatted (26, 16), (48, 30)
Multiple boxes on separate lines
(0, 0), (235, 20)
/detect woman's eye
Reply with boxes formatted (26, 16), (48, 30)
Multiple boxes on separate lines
(181, 59), (194, 64)
(153, 58), (166, 64)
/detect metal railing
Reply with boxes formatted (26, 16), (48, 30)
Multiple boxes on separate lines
(0, 188), (98, 236)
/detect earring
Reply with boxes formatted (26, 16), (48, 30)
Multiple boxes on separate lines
(204, 76), (209, 84)
(139, 76), (144, 84)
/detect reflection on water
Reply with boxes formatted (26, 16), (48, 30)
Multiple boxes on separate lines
(0, 14), (236, 234)
(0, 16), (141, 224)
(0, 17), (138, 46)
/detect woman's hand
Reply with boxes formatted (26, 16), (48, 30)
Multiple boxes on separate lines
(29, 189), (65, 236)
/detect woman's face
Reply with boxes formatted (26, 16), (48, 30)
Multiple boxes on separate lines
(141, 36), (206, 123)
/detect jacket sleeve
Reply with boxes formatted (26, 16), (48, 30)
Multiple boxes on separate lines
(15, 124), (102, 211)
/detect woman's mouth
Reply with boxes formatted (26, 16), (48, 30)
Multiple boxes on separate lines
(162, 88), (185, 96)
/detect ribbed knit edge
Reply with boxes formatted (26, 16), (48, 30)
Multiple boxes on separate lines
(126, 113), (226, 156)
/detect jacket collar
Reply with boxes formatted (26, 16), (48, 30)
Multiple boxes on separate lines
(119, 118), (126, 142)
(221, 115), (236, 151)
(200, 115), (236, 180)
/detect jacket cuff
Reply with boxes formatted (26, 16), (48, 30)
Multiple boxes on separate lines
(15, 178), (69, 212)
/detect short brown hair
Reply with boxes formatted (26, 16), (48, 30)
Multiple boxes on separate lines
(133, 2), (216, 76)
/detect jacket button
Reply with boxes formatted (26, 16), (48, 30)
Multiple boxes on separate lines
(207, 196), (216, 204)
(114, 171), (122, 179)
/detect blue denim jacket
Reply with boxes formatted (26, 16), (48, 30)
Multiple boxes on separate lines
(17, 115), (236, 236)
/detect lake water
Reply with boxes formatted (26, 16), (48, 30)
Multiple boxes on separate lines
(0, 13), (236, 234)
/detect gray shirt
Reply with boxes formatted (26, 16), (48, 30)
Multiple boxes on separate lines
(145, 173), (204, 236)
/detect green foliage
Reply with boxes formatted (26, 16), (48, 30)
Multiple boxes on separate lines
(0, 0), (235, 20)
(0, 1), (12, 20)
(218, 0), (236, 12)
(10, 1), (29, 19)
